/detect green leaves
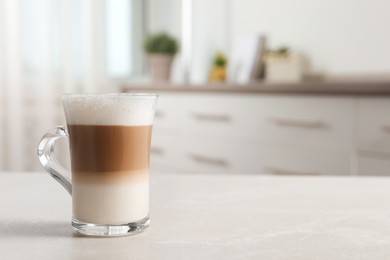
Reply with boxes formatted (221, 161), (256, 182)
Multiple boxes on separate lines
(267, 45), (291, 57)
(144, 32), (179, 55)
(213, 52), (227, 67)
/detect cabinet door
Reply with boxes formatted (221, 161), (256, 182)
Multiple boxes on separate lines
(151, 93), (355, 175)
(179, 93), (266, 140)
(180, 94), (355, 149)
(358, 98), (390, 153)
(153, 93), (183, 133)
(179, 136), (261, 174)
(174, 136), (351, 175)
(253, 96), (356, 149)
(150, 132), (187, 172)
(256, 142), (352, 176)
(358, 153), (390, 176)
(0, 108), (4, 169)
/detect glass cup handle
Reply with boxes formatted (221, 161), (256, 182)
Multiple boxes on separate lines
(37, 125), (72, 195)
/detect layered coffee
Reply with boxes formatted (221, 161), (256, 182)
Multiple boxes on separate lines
(63, 96), (155, 225)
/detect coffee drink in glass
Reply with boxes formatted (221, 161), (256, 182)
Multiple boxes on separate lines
(37, 93), (158, 236)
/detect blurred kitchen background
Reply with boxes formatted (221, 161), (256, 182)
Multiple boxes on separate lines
(1, 0), (390, 176)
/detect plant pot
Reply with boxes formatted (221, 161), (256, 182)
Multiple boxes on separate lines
(209, 66), (227, 82)
(265, 54), (302, 83)
(148, 54), (174, 82)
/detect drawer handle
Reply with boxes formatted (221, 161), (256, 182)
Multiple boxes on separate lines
(192, 113), (231, 122)
(155, 111), (164, 119)
(189, 153), (229, 167)
(269, 117), (325, 128)
(151, 147), (164, 155)
(382, 124), (390, 133)
(263, 165), (318, 176)
(358, 149), (390, 160)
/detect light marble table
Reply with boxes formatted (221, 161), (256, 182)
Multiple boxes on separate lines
(1, 172), (390, 260)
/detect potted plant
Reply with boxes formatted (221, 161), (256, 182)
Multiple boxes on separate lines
(209, 52), (228, 83)
(144, 32), (179, 82)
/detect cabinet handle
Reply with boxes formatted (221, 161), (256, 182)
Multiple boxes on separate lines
(192, 113), (231, 122)
(263, 165), (318, 176)
(189, 153), (229, 167)
(382, 124), (390, 133)
(269, 117), (325, 128)
(151, 147), (164, 155)
(358, 149), (390, 160)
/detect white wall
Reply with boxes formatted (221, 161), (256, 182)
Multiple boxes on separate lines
(147, 0), (181, 37)
(147, 0), (390, 82)
(231, 0), (390, 76)
(190, 0), (230, 84)
(147, 0), (230, 84)
(147, 0), (184, 83)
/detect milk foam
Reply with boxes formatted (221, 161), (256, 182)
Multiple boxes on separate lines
(62, 94), (157, 126)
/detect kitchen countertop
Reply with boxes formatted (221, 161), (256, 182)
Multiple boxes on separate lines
(1, 172), (390, 259)
(121, 80), (390, 95)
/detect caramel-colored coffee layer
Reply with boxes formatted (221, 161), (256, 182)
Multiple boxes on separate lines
(68, 124), (152, 178)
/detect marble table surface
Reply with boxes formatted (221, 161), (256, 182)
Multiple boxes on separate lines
(1, 172), (390, 260)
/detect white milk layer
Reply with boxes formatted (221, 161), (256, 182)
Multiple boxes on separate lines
(62, 94), (157, 126)
(72, 178), (149, 224)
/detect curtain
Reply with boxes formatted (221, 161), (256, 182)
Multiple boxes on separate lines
(0, 0), (110, 171)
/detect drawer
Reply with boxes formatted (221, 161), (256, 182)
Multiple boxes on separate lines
(257, 142), (352, 176)
(150, 161), (189, 174)
(177, 136), (262, 174)
(173, 136), (351, 175)
(180, 94), (355, 148)
(179, 94), (261, 140)
(153, 94), (183, 132)
(150, 132), (186, 170)
(358, 98), (390, 153)
(253, 96), (356, 148)
(358, 151), (390, 176)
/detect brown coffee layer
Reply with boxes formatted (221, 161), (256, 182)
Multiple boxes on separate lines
(68, 124), (152, 177)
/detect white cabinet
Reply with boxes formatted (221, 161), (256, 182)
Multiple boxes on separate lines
(179, 94), (259, 140)
(151, 132), (187, 170)
(151, 93), (363, 175)
(357, 98), (390, 175)
(256, 143), (352, 176)
(149, 92), (390, 175)
(358, 153), (390, 176)
(177, 136), (262, 174)
(358, 98), (390, 153)
(153, 93), (184, 133)
(252, 96), (355, 149)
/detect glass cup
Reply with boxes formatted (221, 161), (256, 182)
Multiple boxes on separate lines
(37, 93), (158, 237)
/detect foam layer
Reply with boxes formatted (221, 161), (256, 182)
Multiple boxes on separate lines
(62, 94), (157, 126)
